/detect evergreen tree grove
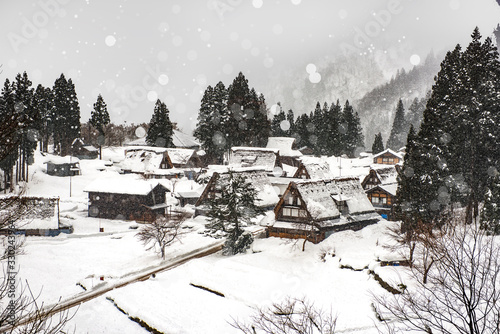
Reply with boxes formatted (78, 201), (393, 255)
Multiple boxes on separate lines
(396, 28), (500, 226)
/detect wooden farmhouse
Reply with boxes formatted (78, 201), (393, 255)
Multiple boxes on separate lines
(121, 146), (203, 178)
(0, 196), (72, 236)
(84, 175), (171, 222)
(266, 137), (302, 167)
(195, 170), (279, 216)
(372, 149), (403, 165)
(268, 177), (380, 244)
(362, 165), (399, 220)
(71, 138), (98, 159)
(228, 147), (283, 176)
(293, 157), (333, 179)
(45, 156), (81, 177)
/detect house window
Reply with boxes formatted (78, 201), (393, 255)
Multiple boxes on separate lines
(282, 207), (306, 218)
(288, 196), (294, 205)
(370, 193), (388, 205)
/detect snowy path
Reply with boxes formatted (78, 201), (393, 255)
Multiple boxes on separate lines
(0, 240), (224, 332)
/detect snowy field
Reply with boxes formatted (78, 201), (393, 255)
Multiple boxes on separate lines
(10, 148), (405, 333)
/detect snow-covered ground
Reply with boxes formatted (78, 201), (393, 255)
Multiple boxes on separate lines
(8, 147), (404, 333)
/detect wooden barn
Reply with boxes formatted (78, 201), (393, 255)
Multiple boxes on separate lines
(293, 157), (333, 179)
(266, 137), (302, 167)
(195, 169), (279, 216)
(71, 138), (98, 159)
(45, 156), (81, 177)
(84, 175), (171, 222)
(372, 149), (403, 165)
(362, 165), (399, 220)
(268, 177), (380, 244)
(229, 147), (283, 175)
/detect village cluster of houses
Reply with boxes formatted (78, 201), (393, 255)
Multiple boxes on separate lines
(8, 130), (405, 244)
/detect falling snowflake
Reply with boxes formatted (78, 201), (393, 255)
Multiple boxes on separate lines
(105, 35), (116, 46)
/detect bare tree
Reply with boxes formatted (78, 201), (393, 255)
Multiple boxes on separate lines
(232, 297), (337, 334)
(136, 212), (189, 259)
(374, 214), (500, 334)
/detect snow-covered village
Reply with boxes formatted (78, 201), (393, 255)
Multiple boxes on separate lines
(1, 1), (500, 333)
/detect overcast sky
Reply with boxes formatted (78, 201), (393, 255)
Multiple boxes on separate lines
(1, 0), (500, 134)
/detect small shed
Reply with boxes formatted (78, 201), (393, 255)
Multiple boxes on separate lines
(372, 149), (403, 165)
(45, 156), (81, 177)
(176, 191), (201, 207)
(72, 138), (98, 159)
(84, 175), (171, 222)
(268, 177), (380, 243)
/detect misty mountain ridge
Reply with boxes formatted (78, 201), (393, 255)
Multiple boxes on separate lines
(265, 50), (442, 150)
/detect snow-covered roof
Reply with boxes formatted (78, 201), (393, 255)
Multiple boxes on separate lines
(373, 149), (403, 160)
(84, 174), (171, 195)
(266, 137), (302, 158)
(121, 146), (195, 172)
(377, 184), (398, 196)
(172, 129), (200, 148)
(371, 165), (399, 185)
(121, 147), (166, 173)
(44, 155), (80, 165)
(229, 147), (280, 171)
(125, 130), (200, 148)
(82, 145), (98, 152)
(166, 148), (195, 165)
(292, 177), (376, 220)
(297, 156), (334, 179)
(0, 196), (59, 230)
(200, 170), (279, 208)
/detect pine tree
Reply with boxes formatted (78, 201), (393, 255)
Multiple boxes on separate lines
(33, 85), (54, 153)
(372, 133), (384, 154)
(341, 100), (364, 157)
(52, 74), (81, 156)
(294, 113), (311, 149)
(194, 85), (217, 162)
(310, 102), (323, 155)
(386, 99), (408, 150)
(406, 97), (425, 131)
(146, 99), (174, 147)
(0, 79), (18, 192)
(394, 125), (438, 230)
(13, 72), (37, 182)
(254, 93), (271, 147)
(205, 171), (264, 255)
(285, 109), (295, 136)
(480, 174), (500, 235)
(89, 94), (110, 159)
(227, 72), (251, 147)
(270, 103), (286, 137)
(324, 101), (342, 156)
